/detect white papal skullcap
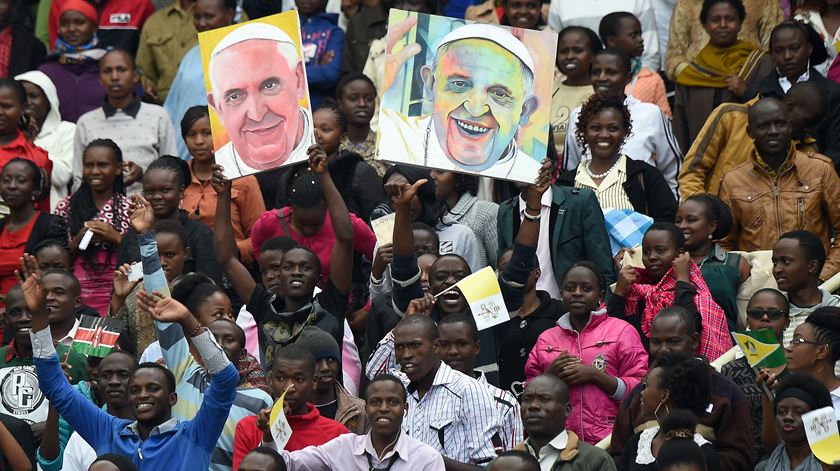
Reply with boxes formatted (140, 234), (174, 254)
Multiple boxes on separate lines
(211, 22), (296, 57)
(436, 23), (534, 75)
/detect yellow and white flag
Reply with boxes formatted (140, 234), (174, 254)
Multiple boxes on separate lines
(803, 406), (840, 465)
(455, 266), (508, 331)
(269, 386), (293, 452)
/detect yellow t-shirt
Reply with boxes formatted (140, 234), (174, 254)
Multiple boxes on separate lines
(550, 78), (593, 160)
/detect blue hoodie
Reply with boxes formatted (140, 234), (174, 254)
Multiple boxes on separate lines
(301, 12), (344, 109)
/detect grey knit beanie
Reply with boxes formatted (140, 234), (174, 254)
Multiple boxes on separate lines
(294, 326), (341, 361)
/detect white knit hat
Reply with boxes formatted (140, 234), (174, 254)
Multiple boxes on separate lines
(436, 23), (535, 74)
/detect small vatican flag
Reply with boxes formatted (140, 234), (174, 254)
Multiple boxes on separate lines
(451, 266), (508, 331)
(269, 385), (293, 452)
(803, 406), (840, 465)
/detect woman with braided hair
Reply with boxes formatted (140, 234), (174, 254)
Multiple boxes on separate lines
(556, 91), (677, 223)
(620, 353), (722, 471)
(54, 139), (130, 315)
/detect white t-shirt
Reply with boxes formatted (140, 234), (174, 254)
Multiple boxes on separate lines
(831, 386), (840, 421)
(61, 432), (96, 471)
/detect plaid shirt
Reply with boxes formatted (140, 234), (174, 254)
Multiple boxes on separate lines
(475, 371), (522, 451)
(625, 263), (732, 361)
(0, 27), (11, 78)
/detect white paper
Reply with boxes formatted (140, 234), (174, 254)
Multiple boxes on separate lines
(371, 213), (396, 246)
(78, 230), (94, 251)
(128, 262), (143, 282)
(270, 386), (293, 452)
(803, 406), (840, 464)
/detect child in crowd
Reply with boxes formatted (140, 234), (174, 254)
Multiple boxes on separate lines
(599, 12), (670, 117)
(525, 262), (647, 444)
(335, 73), (385, 176)
(611, 223), (731, 361)
(111, 220), (190, 355)
(500, 0), (545, 29)
(232, 345), (348, 468)
(32, 239), (72, 272)
(772, 230), (840, 346)
(54, 139), (130, 315)
(552, 26), (601, 161)
(299, 0), (344, 108)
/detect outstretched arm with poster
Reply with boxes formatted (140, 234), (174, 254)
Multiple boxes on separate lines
(199, 11), (315, 179)
(376, 10), (557, 184)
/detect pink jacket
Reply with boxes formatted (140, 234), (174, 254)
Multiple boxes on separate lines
(524, 309), (648, 444)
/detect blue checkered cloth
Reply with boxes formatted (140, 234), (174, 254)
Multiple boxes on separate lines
(603, 209), (654, 256)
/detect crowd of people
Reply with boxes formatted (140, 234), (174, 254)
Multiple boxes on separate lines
(3, 0), (840, 469)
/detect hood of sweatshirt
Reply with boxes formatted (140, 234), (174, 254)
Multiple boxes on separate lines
(14, 70), (62, 139)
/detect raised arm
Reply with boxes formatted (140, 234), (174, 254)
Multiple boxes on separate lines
(20, 255), (119, 450)
(311, 145), (353, 294)
(0, 417), (32, 471)
(136, 292), (238, 453)
(212, 165), (258, 303)
(385, 177), (429, 312)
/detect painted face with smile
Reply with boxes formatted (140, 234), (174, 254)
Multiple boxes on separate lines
(423, 39), (536, 170)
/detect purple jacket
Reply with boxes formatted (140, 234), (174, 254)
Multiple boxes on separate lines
(525, 309), (648, 444)
(38, 59), (105, 124)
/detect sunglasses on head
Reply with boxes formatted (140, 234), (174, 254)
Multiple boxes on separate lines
(746, 308), (786, 321)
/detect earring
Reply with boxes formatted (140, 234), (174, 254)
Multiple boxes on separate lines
(654, 401), (669, 423)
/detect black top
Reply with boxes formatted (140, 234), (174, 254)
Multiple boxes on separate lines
(556, 157), (677, 223)
(247, 280), (347, 370)
(620, 430), (722, 471)
(117, 210), (222, 285)
(8, 26), (46, 78)
(494, 291), (564, 391)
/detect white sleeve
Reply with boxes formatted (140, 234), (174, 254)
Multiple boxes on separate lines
(564, 107), (583, 172)
(72, 120), (86, 193)
(547, 0), (563, 34)
(651, 111), (682, 200)
(61, 432), (97, 471)
(637, 0), (661, 70)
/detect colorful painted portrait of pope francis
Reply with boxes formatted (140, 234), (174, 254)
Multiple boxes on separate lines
(377, 11), (557, 183)
(199, 12), (313, 179)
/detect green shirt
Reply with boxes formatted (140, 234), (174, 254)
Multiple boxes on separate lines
(135, 1), (198, 102)
(699, 244), (742, 332)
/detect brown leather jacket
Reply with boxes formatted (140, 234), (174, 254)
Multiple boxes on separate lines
(719, 149), (840, 279)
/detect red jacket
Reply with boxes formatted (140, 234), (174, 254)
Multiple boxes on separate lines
(0, 130), (52, 211)
(232, 404), (348, 470)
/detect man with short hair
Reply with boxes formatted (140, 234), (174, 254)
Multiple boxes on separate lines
(719, 97), (840, 280)
(23, 254), (239, 471)
(232, 345), (348, 469)
(608, 307), (755, 470)
(389, 315), (500, 470)
(276, 374), (444, 470)
(437, 314), (522, 451)
(679, 80), (829, 198)
(73, 49), (178, 193)
(379, 22), (542, 182)
(207, 22), (314, 177)
(517, 374), (615, 471)
(488, 451), (541, 471)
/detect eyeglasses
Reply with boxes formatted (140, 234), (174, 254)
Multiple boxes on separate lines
(789, 337), (827, 348)
(746, 308), (786, 321)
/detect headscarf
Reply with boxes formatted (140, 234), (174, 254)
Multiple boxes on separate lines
(676, 40), (765, 88)
(624, 261), (732, 361)
(53, 0), (105, 63)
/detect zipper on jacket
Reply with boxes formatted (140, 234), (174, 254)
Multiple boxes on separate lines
(798, 197), (805, 228)
(773, 184), (783, 237)
(575, 330), (584, 441)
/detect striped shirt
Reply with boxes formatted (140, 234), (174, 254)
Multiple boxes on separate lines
(140, 232), (273, 471)
(404, 363), (500, 465)
(365, 333), (500, 465)
(574, 155), (634, 212)
(475, 371), (523, 451)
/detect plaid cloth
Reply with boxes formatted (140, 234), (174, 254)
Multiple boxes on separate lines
(624, 262), (732, 361)
(603, 209), (654, 256)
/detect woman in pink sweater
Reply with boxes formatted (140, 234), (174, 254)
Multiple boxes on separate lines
(525, 261), (648, 444)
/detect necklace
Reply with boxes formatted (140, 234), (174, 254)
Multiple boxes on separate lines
(585, 157), (620, 180)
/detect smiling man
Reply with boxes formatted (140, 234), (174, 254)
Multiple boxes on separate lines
(208, 22), (314, 177)
(719, 97), (840, 279)
(272, 374), (444, 470)
(380, 22), (542, 183)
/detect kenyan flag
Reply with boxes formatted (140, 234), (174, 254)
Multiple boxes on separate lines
(72, 316), (124, 357)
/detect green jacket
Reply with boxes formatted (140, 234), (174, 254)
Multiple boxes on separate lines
(497, 185), (616, 286)
(517, 431), (617, 471)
